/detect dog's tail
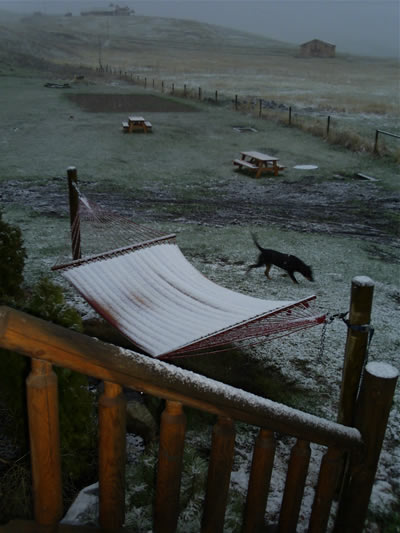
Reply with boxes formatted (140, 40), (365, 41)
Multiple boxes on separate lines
(251, 233), (263, 252)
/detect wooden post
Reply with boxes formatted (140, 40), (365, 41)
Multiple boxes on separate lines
(278, 439), (311, 532)
(152, 79), (155, 88)
(67, 166), (81, 261)
(98, 381), (126, 531)
(242, 429), (276, 533)
(198, 87), (202, 100)
(26, 359), (63, 525)
(334, 362), (399, 533)
(288, 106), (292, 125)
(259, 99), (262, 117)
(374, 129), (379, 153)
(327, 115), (331, 136)
(215, 90), (218, 103)
(161, 80), (164, 93)
(308, 447), (344, 532)
(144, 77), (147, 88)
(202, 416), (235, 533)
(155, 400), (186, 533)
(171, 83), (174, 94)
(184, 84), (187, 97)
(235, 94), (238, 110)
(337, 276), (374, 427)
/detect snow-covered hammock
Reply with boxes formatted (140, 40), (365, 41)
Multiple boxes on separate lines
(52, 185), (325, 359)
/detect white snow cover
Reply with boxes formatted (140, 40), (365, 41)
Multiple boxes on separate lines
(353, 275), (375, 287)
(62, 243), (317, 358)
(366, 361), (399, 380)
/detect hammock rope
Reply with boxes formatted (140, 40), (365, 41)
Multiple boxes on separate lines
(53, 188), (326, 359)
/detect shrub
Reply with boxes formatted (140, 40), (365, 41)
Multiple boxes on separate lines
(0, 211), (26, 303)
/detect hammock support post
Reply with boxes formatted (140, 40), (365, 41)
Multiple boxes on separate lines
(67, 166), (81, 261)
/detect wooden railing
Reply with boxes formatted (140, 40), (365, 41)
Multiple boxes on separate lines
(0, 278), (398, 533)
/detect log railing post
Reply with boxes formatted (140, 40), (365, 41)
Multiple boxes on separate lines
(155, 400), (186, 533)
(242, 428), (276, 533)
(26, 359), (63, 525)
(338, 276), (375, 427)
(308, 447), (344, 533)
(202, 416), (235, 533)
(334, 362), (398, 533)
(98, 381), (126, 530)
(278, 438), (311, 532)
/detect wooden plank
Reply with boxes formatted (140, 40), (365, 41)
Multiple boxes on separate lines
(0, 519), (135, 532)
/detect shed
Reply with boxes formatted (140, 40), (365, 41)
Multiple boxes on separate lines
(299, 39), (336, 58)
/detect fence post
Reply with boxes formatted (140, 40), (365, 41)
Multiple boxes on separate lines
(337, 276), (374, 427)
(67, 166), (81, 261)
(215, 90), (218, 103)
(184, 84), (187, 97)
(288, 106), (292, 125)
(235, 94), (238, 110)
(144, 77), (147, 88)
(334, 362), (399, 533)
(259, 99), (262, 118)
(374, 129), (379, 153)
(155, 400), (186, 533)
(171, 83), (174, 94)
(26, 359), (63, 526)
(98, 381), (126, 530)
(202, 416), (235, 533)
(327, 115), (331, 136)
(198, 87), (202, 100)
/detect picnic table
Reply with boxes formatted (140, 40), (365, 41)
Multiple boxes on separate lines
(233, 150), (284, 178)
(122, 116), (153, 133)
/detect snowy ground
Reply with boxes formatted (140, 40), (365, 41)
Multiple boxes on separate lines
(0, 76), (399, 531)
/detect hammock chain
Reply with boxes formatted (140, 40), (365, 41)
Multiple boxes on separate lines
(318, 311), (375, 362)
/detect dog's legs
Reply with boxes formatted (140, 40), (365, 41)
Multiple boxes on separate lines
(246, 254), (265, 274)
(264, 264), (272, 279)
(287, 270), (299, 284)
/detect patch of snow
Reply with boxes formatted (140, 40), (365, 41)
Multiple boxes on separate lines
(293, 164), (318, 170)
(366, 361), (399, 380)
(353, 275), (375, 287)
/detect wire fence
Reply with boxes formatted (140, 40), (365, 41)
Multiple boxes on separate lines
(91, 64), (400, 160)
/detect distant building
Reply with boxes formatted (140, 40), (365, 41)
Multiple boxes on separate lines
(299, 39), (336, 58)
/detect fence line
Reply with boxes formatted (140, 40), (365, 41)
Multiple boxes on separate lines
(93, 65), (399, 157)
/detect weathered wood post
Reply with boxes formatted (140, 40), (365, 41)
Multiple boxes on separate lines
(242, 429), (276, 533)
(67, 166), (81, 261)
(259, 99), (262, 118)
(26, 359), (63, 525)
(98, 381), (126, 530)
(278, 439), (311, 532)
(327, 115), (331, 136)
(202, 416), (235, 533)
(288, 106), (292, 126)
(374, 129), (379, 153)
(235, 94), (238, 110)
(338, 276), (374, 426)
(155, 400), (186, 533)
(334, 362), (399, 532)
(215, 90), (218, 103)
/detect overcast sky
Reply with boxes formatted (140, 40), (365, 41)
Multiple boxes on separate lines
(1, 0), (399, 58)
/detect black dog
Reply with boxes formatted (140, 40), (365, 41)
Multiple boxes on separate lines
(247, 235), (314, 284)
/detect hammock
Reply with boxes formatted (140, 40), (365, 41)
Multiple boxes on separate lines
(53, 187), (326, 359)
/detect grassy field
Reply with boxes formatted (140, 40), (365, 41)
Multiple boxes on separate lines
(0, 11), (399, 531)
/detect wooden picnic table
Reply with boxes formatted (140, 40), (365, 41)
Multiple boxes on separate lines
(122, 116), (152, 133)
(233, 150), (284, 178)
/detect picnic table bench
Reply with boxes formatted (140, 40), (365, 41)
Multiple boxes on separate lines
(122, 116), (153, 133)
(233, 151), (284, 178)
